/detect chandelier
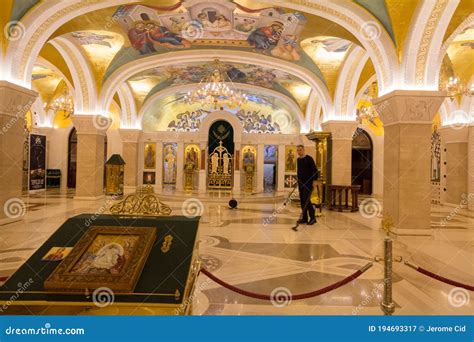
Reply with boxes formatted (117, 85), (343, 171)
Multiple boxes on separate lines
(357, 104), (379, 124)
(47, 92), (74, 117)
(444, 76), (474, 99)
(184, 59), (248, 109)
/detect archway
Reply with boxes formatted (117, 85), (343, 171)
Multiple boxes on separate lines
(264, 145), (278, 192)
(351, 129), (373, 194)
(207, 120), (234, 190)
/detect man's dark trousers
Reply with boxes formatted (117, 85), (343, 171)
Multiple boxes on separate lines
(299, 183), (315, 222)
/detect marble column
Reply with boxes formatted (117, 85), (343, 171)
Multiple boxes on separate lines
(198, 141), (207, 193)
(233, 142), (241, 193)
(176, 142), (184, 191)
(71, 115), (110, 200)
(321, 121), (358, 186)
(155, 141), (163, 191)
(469, 125), (474, 211)
(439, 126), (468, 206)
(372, 90), (445, 235)
(118, 129), (141, 193)
(256, 144), (264, 192)
(0, 81), (37, 224)
(277, 144), (286, 191)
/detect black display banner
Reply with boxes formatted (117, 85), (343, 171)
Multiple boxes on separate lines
(29, 134), (47, 191)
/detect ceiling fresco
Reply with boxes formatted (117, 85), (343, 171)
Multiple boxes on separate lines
(356, 81), (384, 137)
(439, 26), (473, 104)
(126, 62), (312, 111)
(446, 27), (474, 86)
(103, 2), (325, 83)
(69, 31), (125, 88)
(31, 65), (64, 106)
(9, 0), (40, 22)
(301, 36), (353, 97)
(2, 0), (469, 133)
(354, 0), (395, 43)
(11, 0), (403, 109)
(142, 90), (300, 134)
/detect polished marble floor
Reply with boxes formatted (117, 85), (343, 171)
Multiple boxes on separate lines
(0, 189), (472, 315)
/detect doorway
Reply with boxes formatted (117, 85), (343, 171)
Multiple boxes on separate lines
(207, 120), (234, 189)
(263, 145), (277, 192)
(351, 129), (373, 194)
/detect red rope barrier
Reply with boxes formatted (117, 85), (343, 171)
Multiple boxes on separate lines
(405, 261), (474, 291)
(200, 262), (372, 301)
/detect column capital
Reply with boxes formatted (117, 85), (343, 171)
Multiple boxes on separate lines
(439, 125), (469, 143)
(321, 120), (358, 140)
(372, 90), (446, 126)
(71, 114), (110, 136)
(0, 81), (37, 117)
(118, 128), (142, 143)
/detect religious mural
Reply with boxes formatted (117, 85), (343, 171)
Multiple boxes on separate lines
(285, 146), (297, 172)
(143, 92), (300, 134)
(284, 174), (298, 188)
(113, 2), (306, 61)
(128, 62), (309, 106)
(184, 144), (200, 171)
(167, 109), (209, 132)
(144, 143), (156, 169)
(242, 146), (256, 171)
(143, 172), (156, 185)
(163, 143), (177, 185)
(356, 81), (384, 136)
(264, 145), (278, 163)
(431, 125), (441, 182)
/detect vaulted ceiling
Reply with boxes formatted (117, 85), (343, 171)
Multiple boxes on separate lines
(1, 0), (471, 132)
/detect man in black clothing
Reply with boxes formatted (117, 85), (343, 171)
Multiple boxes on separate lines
(296, 145), (318, 225)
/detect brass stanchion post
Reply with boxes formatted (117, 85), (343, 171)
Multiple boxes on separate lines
(381, 216), (395, 315)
